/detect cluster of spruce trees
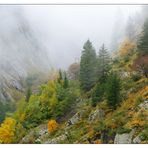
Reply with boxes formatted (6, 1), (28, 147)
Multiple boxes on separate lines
(79, 40), (121, 109)
(79, 16), (148, 109)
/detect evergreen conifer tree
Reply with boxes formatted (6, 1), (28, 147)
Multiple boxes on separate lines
(63, 72), (69, 89)
(97, 44), (111, 83)
(80, 40), (97, 92)
(91, 84), (104, 107)
(106, 72), (121, 109)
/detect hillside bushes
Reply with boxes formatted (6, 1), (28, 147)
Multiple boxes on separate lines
(13, 71), (79, 130)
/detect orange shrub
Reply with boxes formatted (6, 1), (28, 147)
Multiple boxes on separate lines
(48, 120), (58, 133)
(94, 139), (102, 144)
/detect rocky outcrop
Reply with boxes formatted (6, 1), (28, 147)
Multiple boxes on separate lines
(133, 135), (142, 144)
(20, 130), (37, 144)
(88, 108), (105, 122)
(38, 128), (48, 137)
(44, 134), (67, 144)
(114, 129), (135, 144)
(20, 124), (48, 144)
(66, 111), (84, 126)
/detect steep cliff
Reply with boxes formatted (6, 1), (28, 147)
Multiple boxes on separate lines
(0, 6), (51, 101)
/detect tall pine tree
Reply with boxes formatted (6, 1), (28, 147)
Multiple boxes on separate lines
(80, 40), (97, 92)
(97, 44), (111, 83)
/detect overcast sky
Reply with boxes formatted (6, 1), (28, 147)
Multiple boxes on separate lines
(0, 5), (142, 69)
(22, 5), (141, 68)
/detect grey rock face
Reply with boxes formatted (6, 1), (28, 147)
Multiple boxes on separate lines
(88, 109), (105, 122)
(38, 129), (48, 137)
(114, 129), (135, 144)
(66, 112), (82, 126)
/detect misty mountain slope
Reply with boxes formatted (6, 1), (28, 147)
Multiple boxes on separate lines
(0, 6), (51, 101)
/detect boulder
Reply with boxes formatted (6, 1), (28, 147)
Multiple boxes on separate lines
(66, 111), (84, 126)
(38, 128), (48, 137)
(88, 109), (105, 122)
(133, 135), (141, 144)
(114, 129), (135, 144)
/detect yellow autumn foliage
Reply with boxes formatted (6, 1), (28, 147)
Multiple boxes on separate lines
(48, 120), (58, 133)
(138, 86), (148, 100)
(103, 83), (148, 132)
(40, 80), (57, 106)
(121, 86), (148, 110)
(125, 108), (147, 129)
(49, 94), (58, 111)
(0, 117), (16, 144)
(20, 113), (26, 122)
(130, 119), (145, 127)
(119, 38), (136, 57)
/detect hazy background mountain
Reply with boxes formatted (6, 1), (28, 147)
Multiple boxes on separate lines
(0, 6), (51, 101)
